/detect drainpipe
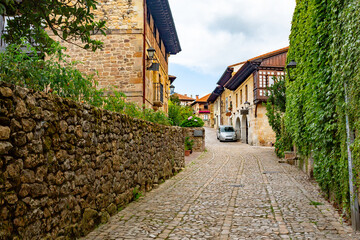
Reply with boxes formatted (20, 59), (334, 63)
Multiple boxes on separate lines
(345, 81), (360, 231)
(142, 0), (147, 108)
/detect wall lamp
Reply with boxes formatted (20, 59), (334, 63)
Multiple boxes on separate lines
(244, 101), (250, 110)
(170, 85), (175, 95)
(286, 60), (297, 81)
(147, 47), (159, 71)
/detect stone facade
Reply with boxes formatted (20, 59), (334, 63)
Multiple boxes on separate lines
(0, 81), (185, 239)
(183, 128), (205, 152)
(53, 0), (180, 113)
(231, 74), (275, 146)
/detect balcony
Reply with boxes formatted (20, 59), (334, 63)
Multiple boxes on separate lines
(153, 82), (164, 107)
(254, 88), (269, 103)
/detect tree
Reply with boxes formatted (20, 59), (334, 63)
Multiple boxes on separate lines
(0, 0), (106, 52)
(265, 76), (292, 157)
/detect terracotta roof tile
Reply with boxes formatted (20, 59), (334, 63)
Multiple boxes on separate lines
(226, 47), (289, 69)
(174, 93), (195, 101)
(247, 46), (289, 62)
(196, 93), (211, 102)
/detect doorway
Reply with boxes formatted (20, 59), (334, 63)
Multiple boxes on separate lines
(235, 117), (241, 140)
(241, 115), (248, 144)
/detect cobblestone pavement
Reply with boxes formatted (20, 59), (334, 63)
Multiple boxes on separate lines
(83, 128), (360, 239)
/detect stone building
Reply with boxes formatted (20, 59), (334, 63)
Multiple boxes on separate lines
(172, 93), (195, 106)
(209, 47), (288, 146)
(208, 62), (244, 130)
(191, 94), (211, 127)
(52, 0), (181, 113)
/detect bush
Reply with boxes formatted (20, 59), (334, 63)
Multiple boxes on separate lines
(0, 41), (170, 125)
(180, 116), (204, 128)
(184, 137), (194, 151)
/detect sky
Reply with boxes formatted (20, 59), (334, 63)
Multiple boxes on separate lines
(168, 0), (296, 98)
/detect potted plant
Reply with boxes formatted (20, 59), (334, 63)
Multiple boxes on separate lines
(185, 137), (194, 156)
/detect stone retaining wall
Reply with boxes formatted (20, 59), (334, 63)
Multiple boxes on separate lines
(184, 127), (205, 152)
(0, 82), (185, 239)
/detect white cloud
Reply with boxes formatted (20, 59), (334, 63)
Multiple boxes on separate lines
(168, 0), (296, 76)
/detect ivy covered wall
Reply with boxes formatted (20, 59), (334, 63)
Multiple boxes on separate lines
(286, 0), (360, 211)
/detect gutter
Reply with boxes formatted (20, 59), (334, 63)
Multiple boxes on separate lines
(142, 0), (147, 107)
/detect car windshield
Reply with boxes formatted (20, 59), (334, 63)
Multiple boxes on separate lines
(220, 127), (234, 132)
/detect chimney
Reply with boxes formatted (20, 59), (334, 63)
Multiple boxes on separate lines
(196, 95), (199, 100)
(191, 95), (193, 98)
(184, 94), (187, 96)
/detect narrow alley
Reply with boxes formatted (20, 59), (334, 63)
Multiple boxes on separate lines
(84, 128), (360, 239)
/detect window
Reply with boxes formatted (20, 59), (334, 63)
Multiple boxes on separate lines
(258, 70), (285, 88)
(153, 25), (157, 39)
(245, 85), (248, 102)
(225, 97), (228, 111)
(204, 114), (208, 120)
(236, 94), (238, 108)
(220, 126), (235, 132)
(204, 104), (208, 110)
(240, 90), (243, 104)
(146, 8), (151, 24)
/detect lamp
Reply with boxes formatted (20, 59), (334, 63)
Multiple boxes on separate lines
(147, 47), (156, 60)
(170, 85), (175, 95)
(286, 60), (297, 81)
(244, 101), (250, 110)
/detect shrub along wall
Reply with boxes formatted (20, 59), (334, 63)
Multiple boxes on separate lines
(0, 81), (185, 239)
(286, 0), (360, 213)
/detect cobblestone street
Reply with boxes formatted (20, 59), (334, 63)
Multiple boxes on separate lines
(84, 128), (360, 239)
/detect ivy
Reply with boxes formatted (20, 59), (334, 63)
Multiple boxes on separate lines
(284, 0), (360, 214)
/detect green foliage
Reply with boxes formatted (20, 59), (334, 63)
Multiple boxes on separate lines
(0, 41), (170, 126)
(285, 0), (360, 213)
(0, 0), (106, 53)
(168, 100), (194, 126)
(180, 116), (204, 128)
(132, 186), (142, 201)
(265, 76), (293, 158)
(170, 94), (181, 105)
(184, 137), (194, 151)
(0, 40), (97, 101)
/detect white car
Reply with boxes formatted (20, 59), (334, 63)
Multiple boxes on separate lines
(217, 125), (237, 142)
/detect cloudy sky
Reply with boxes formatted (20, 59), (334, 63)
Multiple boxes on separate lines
(168, 0), (296, 98)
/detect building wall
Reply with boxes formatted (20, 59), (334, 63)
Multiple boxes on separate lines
(192, 102), (210, 127)
(251, 104), (276, 146)
(52, 0), (172, 113)
(230, 74), (275, 146)
(0, 82), (185, 239)
(209, 103), (214, 128)
(144, 7), (171, 112)
(221, 88), (234, 126)
(54, 0), (145, 102)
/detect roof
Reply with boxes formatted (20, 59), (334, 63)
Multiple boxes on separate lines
(147, 0), (181, 54)
(224, 47), (289, 90)
(191, 93), (211, 106)
(197, 93), (211, 103)
(247, 46), (289, 62)
(174, 93), (195, 101)
(208, 86), (224, 103)
(169, 75), (177, 84)
(216, 67), (234, 86)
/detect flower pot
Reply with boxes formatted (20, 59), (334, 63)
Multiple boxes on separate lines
(185, 150), (191, 156)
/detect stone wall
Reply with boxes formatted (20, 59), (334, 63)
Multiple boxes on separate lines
(0, 82), (185, 239)
(184, 128), (205, 152)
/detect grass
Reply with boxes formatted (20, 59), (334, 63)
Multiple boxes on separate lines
(133, 186), (143, 201)
(310, 201), (324, 206)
